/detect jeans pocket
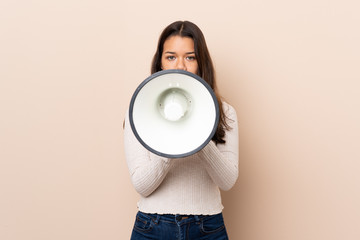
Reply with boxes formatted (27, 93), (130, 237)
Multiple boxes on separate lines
(200, 213), (225, 234)
(133, 212), (154, 233)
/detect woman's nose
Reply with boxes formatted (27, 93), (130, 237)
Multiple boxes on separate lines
(176, 59), (186, 71)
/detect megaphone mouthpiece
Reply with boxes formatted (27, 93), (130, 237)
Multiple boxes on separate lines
(159, 88), (190, 121)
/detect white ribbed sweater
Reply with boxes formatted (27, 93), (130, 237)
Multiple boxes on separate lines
(124, 102), (239, 215)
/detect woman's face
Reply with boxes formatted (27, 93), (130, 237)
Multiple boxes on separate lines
(161, 36), (198, 74)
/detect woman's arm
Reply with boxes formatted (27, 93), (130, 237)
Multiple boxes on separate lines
(124, 110), (174, 197)
(197, 103), (239, 191)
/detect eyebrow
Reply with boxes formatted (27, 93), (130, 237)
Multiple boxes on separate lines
(164, 51), (196, 54)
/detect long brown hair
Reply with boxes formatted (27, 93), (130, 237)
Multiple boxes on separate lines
(151, 21), (230, 144)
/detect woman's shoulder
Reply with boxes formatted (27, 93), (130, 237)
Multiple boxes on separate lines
(221, 101), (236, 116)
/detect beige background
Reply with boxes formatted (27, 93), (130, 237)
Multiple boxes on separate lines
(1, 0), (359, 239)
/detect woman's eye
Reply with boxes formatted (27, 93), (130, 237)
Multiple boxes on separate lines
(167, 56), (176, 60)
(186, 56), (196, 61)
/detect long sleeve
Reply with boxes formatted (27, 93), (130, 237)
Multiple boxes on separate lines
(124, 110), (174, 197)
(123, 102), (239, 215)
(197, 103), (239, 191)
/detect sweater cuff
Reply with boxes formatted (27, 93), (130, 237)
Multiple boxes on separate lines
(150, 152), (172, 164)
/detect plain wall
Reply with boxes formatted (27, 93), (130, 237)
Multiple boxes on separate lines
(1, 0), (359, 239)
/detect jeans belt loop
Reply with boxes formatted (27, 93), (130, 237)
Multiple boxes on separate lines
(153, 214), (160, 224)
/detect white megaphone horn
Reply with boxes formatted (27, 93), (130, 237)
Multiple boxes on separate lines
(129, 69), (219, 158)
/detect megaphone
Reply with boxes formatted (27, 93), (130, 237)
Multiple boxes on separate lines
(129, 69), (219, 158)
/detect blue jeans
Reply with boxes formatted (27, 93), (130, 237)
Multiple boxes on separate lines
(130, 211), (229, 240)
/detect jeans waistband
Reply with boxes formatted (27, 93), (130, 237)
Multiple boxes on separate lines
(139, 211), (204, 224)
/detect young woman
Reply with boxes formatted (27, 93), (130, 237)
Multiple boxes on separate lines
(124, 20), (239, 240)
